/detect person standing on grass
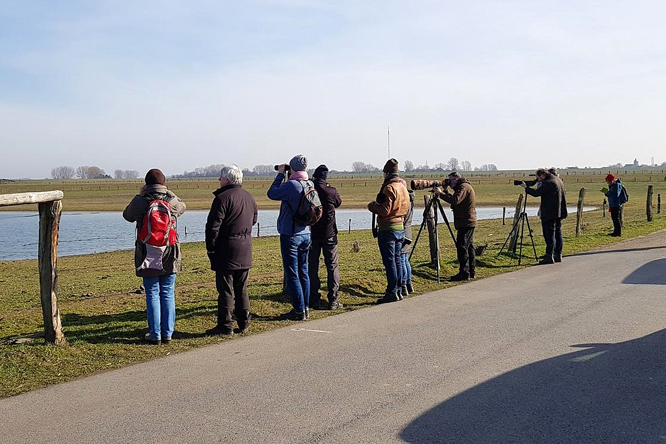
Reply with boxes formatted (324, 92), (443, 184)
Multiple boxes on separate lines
(400, 180), (415, 296)
(205, 165), (258, 336)
(521, 168), (567, 264)
(368, 158), (410, 304)
(268, 154), (312, 321)
(308, 164), (343, 310)
(123, 168), (186, 345)
(605, 173), (626, 237)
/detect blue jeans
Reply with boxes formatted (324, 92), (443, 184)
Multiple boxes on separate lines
(280, 234), (311, 313)
(378, 230), (404, 296)
(401, 252), (412, 286)
(143, 274), (176, 340)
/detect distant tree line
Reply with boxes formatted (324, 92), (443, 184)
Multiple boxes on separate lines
(51, 165), (137, 180)
(352, 158), (497, 174)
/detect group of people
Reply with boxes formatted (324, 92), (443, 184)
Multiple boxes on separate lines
(123, 158), (625, 344)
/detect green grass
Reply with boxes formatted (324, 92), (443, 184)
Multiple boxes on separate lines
(1, 173), (666, 397)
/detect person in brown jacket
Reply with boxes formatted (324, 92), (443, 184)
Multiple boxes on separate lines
(368, 158), (410, 303)
(435, 171), (477, 281)
(205, 165), (258, 336)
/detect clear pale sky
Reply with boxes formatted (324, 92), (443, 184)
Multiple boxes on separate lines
(1, 1), (665, 179)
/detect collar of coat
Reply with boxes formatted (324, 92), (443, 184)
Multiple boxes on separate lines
(213, 183), (240, 196)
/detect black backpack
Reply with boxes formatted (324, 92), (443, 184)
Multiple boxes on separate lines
(619, 185), (629, 204)
(293, 180), (323, 226)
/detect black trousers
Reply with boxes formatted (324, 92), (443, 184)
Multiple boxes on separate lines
(456, 227), (476, 277)
(215, 269), (251, 332)
(541, 218), (563, 259)
(610, 206), (623, 235)
(308, 239), (340, 306)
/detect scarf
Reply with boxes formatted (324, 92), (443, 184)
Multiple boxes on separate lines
(289, 171), (309, 181)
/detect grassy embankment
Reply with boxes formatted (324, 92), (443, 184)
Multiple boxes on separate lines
(1, 172), (665, 397)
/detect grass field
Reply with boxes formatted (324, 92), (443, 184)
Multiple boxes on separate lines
(1, 171), (666, 397)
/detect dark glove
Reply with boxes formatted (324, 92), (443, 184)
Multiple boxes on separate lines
(207, 251), (216, 270)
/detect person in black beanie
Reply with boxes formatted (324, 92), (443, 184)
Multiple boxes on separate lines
(308, 165), (343, 309)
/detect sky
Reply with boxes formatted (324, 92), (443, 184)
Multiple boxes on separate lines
(1, 1), (665, 179)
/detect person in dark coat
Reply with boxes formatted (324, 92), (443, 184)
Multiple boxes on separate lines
(308, 165), (343, 309)
(205, 165), (258, 336)
(604, 173), (625, 237)
(435, 171), (477, 281)
(521, 168), (567, 264)
(123, 168), (186, 345)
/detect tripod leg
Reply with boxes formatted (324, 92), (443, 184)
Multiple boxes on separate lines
(523, 214), (539, 261)
(435, 198), (457, 245)
(498, 210), (522, 257)
(518, 213), (527, 266)
(408, 195), (435, 262)
(433, 203), (441, 284)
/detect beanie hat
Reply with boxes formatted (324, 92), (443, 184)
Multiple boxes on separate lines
(145, 168), (166, 185)
(314, 164), (329, 180)
(605, 173), (616, 183)
(383, 158), (399, 174)
(289, 154), (307, 172)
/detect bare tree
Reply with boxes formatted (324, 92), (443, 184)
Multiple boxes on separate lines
(76, 166), (89, 179)
(433, 162), (447, 171)
(124, 170), (140, 179)
(351, 161), (367, 173)
(252, 164), (273, 175)
(51, 166), (76, 179)
(403, 160), (414, 172)
(460, 160), (472, 171)
(87, 166), (106, 178)
(487, 163), (498, 171)
(447, 157), (460, 171)
(114, 169), (124, 179)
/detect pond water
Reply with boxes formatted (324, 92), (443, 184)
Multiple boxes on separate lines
(0, 206), (594, 261)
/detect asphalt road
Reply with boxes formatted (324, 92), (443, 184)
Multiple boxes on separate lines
(3, 231), (666, 443)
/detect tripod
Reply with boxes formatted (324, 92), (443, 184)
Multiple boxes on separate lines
(409, 190), (457, 283)
(498, 191), (538, 265)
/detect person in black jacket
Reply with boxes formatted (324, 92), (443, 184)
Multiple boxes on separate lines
(205, 165), (258, 335)
(521, 168), (567, 265)
(308, 165), (343, 309)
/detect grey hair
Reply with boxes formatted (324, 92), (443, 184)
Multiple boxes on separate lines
(219, 164), (243, 185)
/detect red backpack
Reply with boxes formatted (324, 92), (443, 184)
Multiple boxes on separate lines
(138, 199), (178, 246)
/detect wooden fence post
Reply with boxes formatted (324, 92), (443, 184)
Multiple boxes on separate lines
(647, 185), (654, 221)
(508, 194), (523, 253)
(38, 200), (66, 344)
(658, 194), (661, 214)
(576, 188), (586, 237)
(425, 195), (438, 265)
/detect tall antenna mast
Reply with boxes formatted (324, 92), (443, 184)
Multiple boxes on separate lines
(387, 125), (390, 158)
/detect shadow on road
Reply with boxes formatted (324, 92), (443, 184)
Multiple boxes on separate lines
(401, 329), (666, 443)
(622, 258), (666, 285)
(574, 245), (666, 257)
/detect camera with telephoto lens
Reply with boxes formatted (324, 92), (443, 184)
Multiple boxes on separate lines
(513, 174), (537, 186)
(410, 179), (450, 191)
(274, 164), (291, 173)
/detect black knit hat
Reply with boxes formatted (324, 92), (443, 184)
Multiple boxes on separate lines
(145, 168), (166, 185)
(383, 158), (399, 174)
(314, 164), (329, 179)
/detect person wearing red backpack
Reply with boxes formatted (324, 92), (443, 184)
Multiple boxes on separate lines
(267, 154), (313, 321)
(123, 169), (186, 345)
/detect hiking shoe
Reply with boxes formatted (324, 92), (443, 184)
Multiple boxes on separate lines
(328, 300), (344, 310)
(554, 255), (562, 263)
(162, 336), (172, 344)
(143, 333), (161, 345)
(376, 293), (400, 304)
(539, 257), (555, 265)
(450, 273), (470, 282)
(406, 283), (414, 293)
(205, 326), (234, 336)
(282, 309), (306, 321)
(401, 285), (409, 297)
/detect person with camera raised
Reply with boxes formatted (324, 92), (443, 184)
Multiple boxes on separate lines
(204, 165), (257, 336)
(308, 164), (343, 310)
(368, 158), (410, 304)
(434, 171), (477, 281)
(520, 168), (567, 264)
(604, 173), (626, 237)
(267, 154), (312, 321)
